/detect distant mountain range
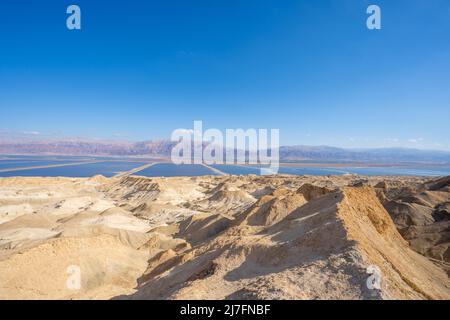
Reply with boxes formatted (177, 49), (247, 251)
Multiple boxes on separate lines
(1, 139), (450, 164)
(279, 146), (450, 163)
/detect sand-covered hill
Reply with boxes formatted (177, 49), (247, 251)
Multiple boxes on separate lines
(0, 174), (449, 299)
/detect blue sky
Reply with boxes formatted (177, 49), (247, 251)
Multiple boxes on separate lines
(0, 0), (449, 150)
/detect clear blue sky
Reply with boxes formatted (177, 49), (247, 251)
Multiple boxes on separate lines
(1, 0), (449, 150)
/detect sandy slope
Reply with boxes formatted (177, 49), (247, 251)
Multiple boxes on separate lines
(0, 174), (448, 300)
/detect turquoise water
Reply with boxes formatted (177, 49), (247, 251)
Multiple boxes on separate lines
(211, 164), (262, 175)
(135, 163), (218, 177)
(335, 166), (450, 177)
(211, 165), (349, 176)
(1, 155), (449, 177)
(278, 166), (353, 176)
(0, 161), (148, 178)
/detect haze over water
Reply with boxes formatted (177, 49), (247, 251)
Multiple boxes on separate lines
(1, 156), (450, 178)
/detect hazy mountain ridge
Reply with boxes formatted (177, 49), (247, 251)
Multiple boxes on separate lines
(1, 139), (450, 163)
(0, 140), (176, 157)
(279, 146), (450, 163)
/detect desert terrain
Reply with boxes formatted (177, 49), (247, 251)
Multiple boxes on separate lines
(0, 174), (449, 300)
